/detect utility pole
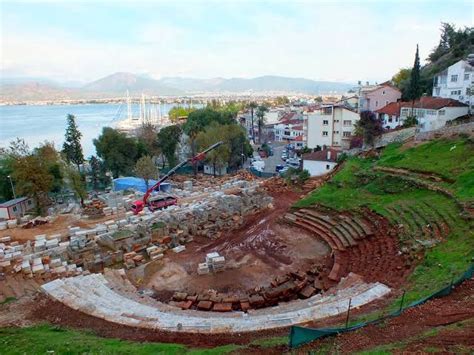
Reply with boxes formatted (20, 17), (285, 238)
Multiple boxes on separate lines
(7, 175), (16, 199)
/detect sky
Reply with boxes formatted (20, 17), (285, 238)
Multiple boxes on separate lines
(1, 0), (472, 84)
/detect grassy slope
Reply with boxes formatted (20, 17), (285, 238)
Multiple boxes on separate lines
(0, 325), (241, 355)
(295, 138), (474, 306)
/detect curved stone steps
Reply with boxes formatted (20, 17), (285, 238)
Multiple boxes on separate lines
(41, 273), (391, 333)
(295, 217), (346, 251)
(293, 219), (340, 251)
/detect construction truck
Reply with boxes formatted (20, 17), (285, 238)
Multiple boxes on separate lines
(130, 141), (223, 214)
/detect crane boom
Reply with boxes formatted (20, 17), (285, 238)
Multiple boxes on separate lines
(141, 141), (223, 205)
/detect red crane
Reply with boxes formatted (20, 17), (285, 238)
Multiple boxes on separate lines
(130, 141), (223, 214)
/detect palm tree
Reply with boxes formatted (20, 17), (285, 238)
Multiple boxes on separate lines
(256, 105), (269, 144)
(248, 102), (258, 143)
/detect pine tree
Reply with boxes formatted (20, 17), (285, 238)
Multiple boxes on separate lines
(63, 114), (84, 171)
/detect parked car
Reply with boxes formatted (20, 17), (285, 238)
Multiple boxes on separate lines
(281, 152), (288, 161)
(275, 164), (285, 172)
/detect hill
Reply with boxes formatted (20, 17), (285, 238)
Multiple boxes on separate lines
(83, 72), (183, 96)
(159, 75), (353, 94)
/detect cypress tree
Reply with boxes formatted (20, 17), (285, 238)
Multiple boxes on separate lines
(62, 114), (84, 171)
(408, 45), (422, 101)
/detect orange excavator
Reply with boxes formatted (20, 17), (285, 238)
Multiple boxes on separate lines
(130, 141), (223, 214)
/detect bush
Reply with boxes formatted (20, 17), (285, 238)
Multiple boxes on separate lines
(402, 115), (418, 128)
(284, 168), (310, 185)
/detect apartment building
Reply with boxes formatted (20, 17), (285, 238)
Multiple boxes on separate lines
(305, 105), (360, 150)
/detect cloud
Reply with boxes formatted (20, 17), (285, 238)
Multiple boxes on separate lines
(1, 2), (472, 83)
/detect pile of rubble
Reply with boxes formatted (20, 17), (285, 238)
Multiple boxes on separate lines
(169, 263), (331, 312)
(82, 199), (107, 218)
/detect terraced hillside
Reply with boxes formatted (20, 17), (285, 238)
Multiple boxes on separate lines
(295, 138), (474, 306)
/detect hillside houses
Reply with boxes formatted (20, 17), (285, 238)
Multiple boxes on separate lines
(375, 97), (468, 132)
(358, 82), (402, 113)
(432, 56), (474, 111)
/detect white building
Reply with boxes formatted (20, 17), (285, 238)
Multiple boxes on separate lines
(305, 105), (360, 150)
(302, 149), (339, 176)
(432, 56), (474, 111)
(399, 97), (468, 132)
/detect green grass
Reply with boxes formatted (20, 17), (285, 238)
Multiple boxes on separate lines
(0, 297), (16, 305)
(294, 137), (474, 315)
(0, 325), (241, 355)
(249, 335), (288, 348)
(378, 139), (474, 180)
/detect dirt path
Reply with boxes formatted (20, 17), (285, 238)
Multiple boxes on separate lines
(300, 277), (474, 353)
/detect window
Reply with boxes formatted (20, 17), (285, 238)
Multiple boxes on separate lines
(334, 119), (339, 123)
(401, 108), (410, 117)
(451, 90), (461, 95)
(451, 74), (458, 82)
(382, 90), (386, 95)
(27, 200), (32, 205)
(439, 110), (445, 116)
(334, 131), (339, 134)
(334, 141), (339, 145)
(322, 131), (328, 136)
(388, 117), (393, 123)
(466, 88), (471, 95)
(12, 206), (17, 212)
(343, 131), (351, 137)
(464, 73), (470, 81)
(385, 100), (389, 105)
(323, 120), (329, 125)
(395, 117), (399, 122)
(427, 110), (436, 115)
(326, 164), (330, 170)
(343, 120), (352, 126)
(375, 100), (378, 107)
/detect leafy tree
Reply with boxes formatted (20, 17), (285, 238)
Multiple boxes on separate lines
(354, 111), (384, 147)
(157, 125), (182, 167)
(35, 142), (63, 193)
(0, 158), (14, 202)
(248, 102), (258, 143)
(196, 123), (230, 177)
(314, 96), (323, 103)
(391, 68), (412, 100)
(137, 122), (160, 157)
(274, 96), (290, 105)
(256, 105), (269, 144)
(183, 108), (234, 176)
(135, 155), (158, 190)
(66, 166), (87, 207)
(62, 114), (84, 171)
(168, 106), (195, 122)
(11, 153), (53, 215)
(222, 124), (252, 170)
(93, 127), (138, 178)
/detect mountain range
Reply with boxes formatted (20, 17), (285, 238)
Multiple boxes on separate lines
(0, 72), (354, 101)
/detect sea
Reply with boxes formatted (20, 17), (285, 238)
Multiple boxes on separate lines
(0, 103), (200, 157)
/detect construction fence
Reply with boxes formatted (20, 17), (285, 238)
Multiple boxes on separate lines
(289, 264), (474, 349)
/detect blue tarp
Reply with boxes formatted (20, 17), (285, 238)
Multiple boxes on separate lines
(113, 177), (171, 193)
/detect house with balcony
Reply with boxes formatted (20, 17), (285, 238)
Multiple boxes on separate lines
(432, 55), (474, 111)
(305, 105), (359, 150)
(358, 82), (401, 113)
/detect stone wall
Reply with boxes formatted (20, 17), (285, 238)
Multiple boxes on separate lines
(415, 121), (474, 141)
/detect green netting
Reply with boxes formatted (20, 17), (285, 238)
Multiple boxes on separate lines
(289, 264), (474, 348)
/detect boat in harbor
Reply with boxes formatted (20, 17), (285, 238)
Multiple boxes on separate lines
(112, 91), (171, 134)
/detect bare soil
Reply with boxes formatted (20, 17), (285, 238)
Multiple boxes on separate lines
(143, 188), (332, 298)
(0, 214), (118, 243)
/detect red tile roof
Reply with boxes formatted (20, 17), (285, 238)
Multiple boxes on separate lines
(402, 97), (468, 110)
(375, 101), (404, 116)
(376, 97), (468, 115)
(302, 148), (340, 162)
